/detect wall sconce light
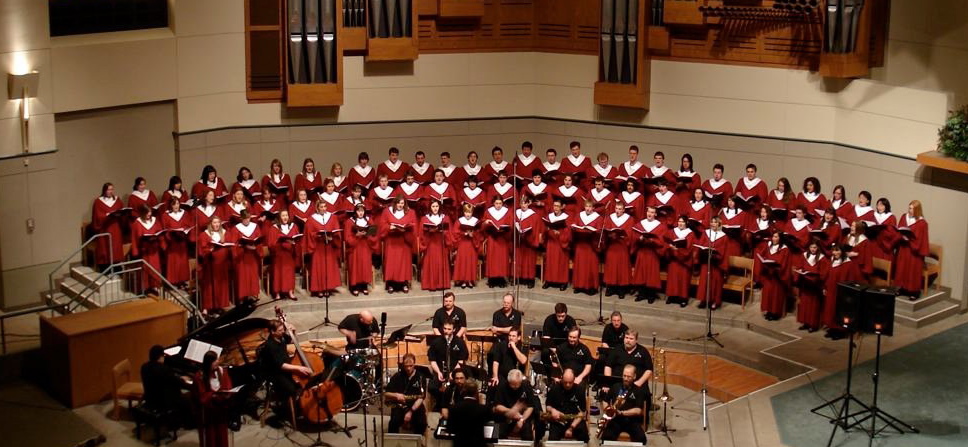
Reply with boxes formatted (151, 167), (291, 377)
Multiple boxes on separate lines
(8, 72), (40, 153)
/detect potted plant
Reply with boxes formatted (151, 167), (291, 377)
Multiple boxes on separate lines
(938, 106), (968, 162)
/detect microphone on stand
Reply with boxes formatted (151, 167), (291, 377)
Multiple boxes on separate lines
(380, 311), (388, 337)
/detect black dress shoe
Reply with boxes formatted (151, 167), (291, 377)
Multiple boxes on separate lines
(666, 297), (674, 305)
(635, 295), (646, 302)
(573, 288), (581, 294)
(527, 282), (535, 289)
(697, 302), (707, 309)
(618, 294), (625, 300)
(542, 283), (551, 289)
(808, 327), (817, 333)
(679, 300), (688, 308)
(647, 297), (656, 304)
(559, 284), (567, 291)
(798, 324), (809, 330)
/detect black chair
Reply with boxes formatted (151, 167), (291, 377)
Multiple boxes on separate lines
(132, 403), (178, 446)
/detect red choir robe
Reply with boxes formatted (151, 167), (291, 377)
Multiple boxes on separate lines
(315, 191), (343, 218)
(222, 200), (252, 227)
(892, 214), (929, 294)
(480, 160), (510, 185)
(344, 216), (376, 288)
(482, 206), (514, 279)
(796, 192), (829, 220)
(631, 218), (666, 290)
(586, 187), (615, 216)
(346, 165), (377, 191)
(452, 164), (483, 189)
(260, 173), (293, 202)
(366, 185), (397, 218)
(848, 204), (875, 227)
(287, 200), (314, 230)
(329, 175), (349, 194)
(294, 171), (324, 196)
(231, 179), (263, 203)
(674, 171), (702, 205)
(844, 234), (874, 280)
(486, 181), (516, 208)
(695, 229), (729, 307)
(380, 209), (417, 283)
(160, 189), (192, 212)
(869, 211), (899, 261)
(267, 222), (301, 295)
(617, 191), (645, 221)
(340, 194), (367, 220)
(128, 189), (160, 216)
(254, 198), (282, 234)
(617, 160), (647, 182)
(228, 222), (263, 300)
(191, 177), (228, 202)
(513, 153), (541, 182)
(734, 177), (768, 211)
(570, 211), (603, 290)
(452, 216), (482, 283)
(561, 154), (593, 188)
(665, 227), (695, 299)
(794, 252), (830, 329)
(193, 367), (233, 447)
(130, 216), (164, 290)
(409, 162), (435, 185)
(829, 198), (852, 223)
(540, 161), (563, 188)
(419, 214), (452, 290)
(523, 182), (551, 213)
(823, 258), (862, 330)
(425, 182), (458, 218)
(161, 209), (192, 284)
(436, 164), (460, 189)
(542, 212), (572, 284)
(765, 190), (796, 222)
(514, 208), (543, 280)
(746, 218), (775, 255)
(192, 204), (222, 243)
(783, 217), (812, 252)
(394, 181), (425, 216)
(602, 212), (634, 287)
(646, 190), (681, 228)
(686, 200), (712, 234)
(198, 229), (232, 310)
(812, 219), (843, 255)
(588, 163), (620, 192)
(718, 208), (748, 261)
(550, 185), (582, 216)
(304, 212), (343, 293)
(757, 243), (791, 316)
(377, 159), (411, 185)
(701, 178), (733, 210)
(644, 165), (678, 195)
(91, 196), (126, 265)
(460, 186), (488, 218)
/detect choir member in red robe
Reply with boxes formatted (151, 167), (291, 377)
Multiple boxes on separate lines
(701, 163), (733, 210)
(869, 198), (899, 261)
(570, 200), (603, 294)
(193, 190), (222, 243)
(644, 152), (678, 195)
(254, 191), (282, 234)
(346, 152), (377, 192)
(794, 242), (829, 332)
(378, 147), (411, 186)
(130, 205), (164, 291)
(513, 142), (540, 183)
(695, 218), (729, 309)
(437, 152), (461, 188)
(198, 217), (232, 314)
(757, 231), (791, 320)
(267, 210), (301, 300)
(646, 179), (681, 228)
(766, 178), (795, 223)
(718, 197), (748, 261)
(288, 189), (314, 229)
(453, 151), (483, 189)
(631, 206), (666, 302)
(823, 244), (862, 340)
(733, 164), (768, 211)
(849, 191), (874, 226)
(380, 197), (417, 293)
(91, 183), (125, 268)
(304, 201), (343, 298)
(460, 175), (487, 218)
(797, 177), (828, 221)
(480, 146), (509, 185)
(829, 185), (852, 222)
(452, 204), (482, 288)
(617, 179), (645, 220)
(228, 210), (263, 301)
(294, 158), (324, 196)
(394, 171), (425, 216)
(602, 202), (634, 299)
(260, 159), (293, 203)
(541, 148), (563, 188)
(162, 198), (192, 286)
(783, 207), (812, 252)
(232, 167), (263, 203)
(486, 170), (516, 206)
(551, 174), (582, 215)
(893, 200), (930, 298)
(342, 185), (367, 219)
(522, 170), (550, 213)
(161, 176), (192, 212)
(813, 208), (843, 254)
(513, 197), (542, 287)
(587, 177), (615, 216)
(665, 216), (695, 307)
(316, 179), (343, 218)
(328, 162), (348, 193)
(561, 142), (593, 189)
(588, 152), (619, 192)
(686, 188), (712, 234)
(128, 177), (160, 217)
(193, 351), (234, 447)
(410, 151), (435, 185)
(222, 189), (252, 227)
(483, 197), (514, 288)
(747, 206), (775, 255)
(192, 165), (228, 203)
(419, 201), (452, 291)
(344, 205), (376, 295)
(617, 145), (646, 182)
(367, 175), (396, 217)
(426, 169), (459, 218)
(844, 221), (874, 281)
(674, 154), (702, 205)
(542, 200), (572, 290)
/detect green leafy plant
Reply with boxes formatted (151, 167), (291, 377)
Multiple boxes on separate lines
(938, 105), (968, 161)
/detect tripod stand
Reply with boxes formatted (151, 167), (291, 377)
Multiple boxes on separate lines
(810, 327), (872, 447)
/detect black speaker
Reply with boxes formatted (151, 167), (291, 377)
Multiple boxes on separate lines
(836, 281), (866, 328)
(863, 285), (898, 336)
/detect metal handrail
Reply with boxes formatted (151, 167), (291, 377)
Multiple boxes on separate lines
(47, 232), (113, 298)
(0, 303), (69, 354)
(66, 259), (201, 322)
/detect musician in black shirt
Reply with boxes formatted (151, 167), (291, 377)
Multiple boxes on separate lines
(553, 327), (593, 385)
(602, 330), (654, 395)
(432, 291), (468, 338)
(600, 310), (629, 348)
(385, 353), (428, 434)
(141, 345), (191, 427)
(542, 302), (576, 342)
(600, 365), (647, 443)
(449, 381), (492, 447)
(489, 327), (527, 386)
(490, 293), (523, 343)
(428, 320), (468, 401)
(439, 368), (468, 421)
(338, 311), (379, 349)
(490, 369), (544, 440)
(258, 320), (312, 401)
(545, 369), (589, 441)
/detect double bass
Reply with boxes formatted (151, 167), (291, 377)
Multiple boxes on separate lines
(275, 306), (343, 423)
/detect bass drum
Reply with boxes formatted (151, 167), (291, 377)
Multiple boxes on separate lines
(336, 370), (364, 412)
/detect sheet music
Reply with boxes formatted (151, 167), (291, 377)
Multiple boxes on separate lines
(163, 345), (182, 356)
(185, 339), (222, 363)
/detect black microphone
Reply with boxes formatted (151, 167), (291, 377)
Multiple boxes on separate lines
(381, 311), (387, 326)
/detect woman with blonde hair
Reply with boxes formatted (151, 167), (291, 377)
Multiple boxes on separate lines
(893, 200), (930, 299)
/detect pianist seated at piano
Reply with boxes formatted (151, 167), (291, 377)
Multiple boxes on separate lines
(141, 344), (193, 428)
(385, 353), (429, 435)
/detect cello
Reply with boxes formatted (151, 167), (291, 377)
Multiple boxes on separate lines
(275, 306), (343, 423)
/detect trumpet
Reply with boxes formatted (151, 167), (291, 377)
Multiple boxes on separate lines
(651, 349), (673, 430)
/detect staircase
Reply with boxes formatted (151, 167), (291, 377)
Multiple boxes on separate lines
(894, 288), (961, 328)
(43, 264), (134, 314)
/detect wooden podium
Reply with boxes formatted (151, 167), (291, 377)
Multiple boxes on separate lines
(40, 299), (186, 408)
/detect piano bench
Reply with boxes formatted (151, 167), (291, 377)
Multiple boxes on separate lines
(132, 404), (178, 446)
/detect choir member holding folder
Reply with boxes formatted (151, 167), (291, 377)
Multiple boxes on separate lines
(486, 171), (516, 208)
(92, 182), (126, 269)
(222, 189), (252, 226)
(305, 201), (342, 298)
(757, 231), (791, 321)
(644, 151), (677, 195)
(796, 177), (828, 219)
(542, 200), (571, 290)
(261, 159), (293, 202)
(316, 179), (343, 217)
(513, 141), (539, 181)
(602, 202), (634, 299)
(254, 190), (282, 234)
(675, 154), (701, 205)
(514, 197), (542, 288)
(329, 162), (348, 193)
(344, 205), (375, 296)
(828, 185), (851, 221)
(589, 152), (619, 192)
(394, 171), (425, 216)
(294, 158), (323, 198)
(229, 210), (263, 301)
(893, 200), (930, 299)
(665, 216), (695, 307)
(128, 177), (160, 216)
(346, 152), (376, 192)
(824, 244), (861, 340)
(794, 241), (829, 332)
(686, 188), (712, 234)
(784, 207), (812, 252)
(198, 217), (232, 314)
(718, 197), (748, 261)
(192, 165), (228, 203)
(426, 169), (458, 219)
(701, 164), (732, 210)
(162, 198), (191, 287)
(561, 142), (592, 188)
(571, 199), (603, 295)
(460, 175), (487, 218)
(130, 204), (164, 292)
(410, 151), (434, 185)
(844, 220), (874, 282)
(733, 164), (767, 211)
(480, 146), (508, 185)
(419, 200), (452, 291)
(380, 197), (417, 293)
(378, 147), (410, 186)
(646, 179), (680, 228)
(161, 176), (192, 212)
(483, 197), (513, 288)
(193, 190), (222, 243)
(766, 178), (795, 222)
(287, 189), (314, 229)
(452, 204), (482, 289)
(232, 167), (262, 203)
(587, 177), (615, 216)
(367, 175), (396, 217)
(695, 217), (728, 310)
(631, 206), (666, 303)
(617, 179), (645, 221)
(747, 206), (775, 255)
(870, 198), (898, 261)
(268, 210), (301, 300)
(551, 173), (582, 215)
(617, 145), (645, 181)
(812, 208), (843, 254)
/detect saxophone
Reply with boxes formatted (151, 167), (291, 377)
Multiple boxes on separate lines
(539, 411), (583, 423)
(387, 394), (425, 408)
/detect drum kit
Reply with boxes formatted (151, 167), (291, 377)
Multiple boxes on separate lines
(309, 341), (382, 412)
